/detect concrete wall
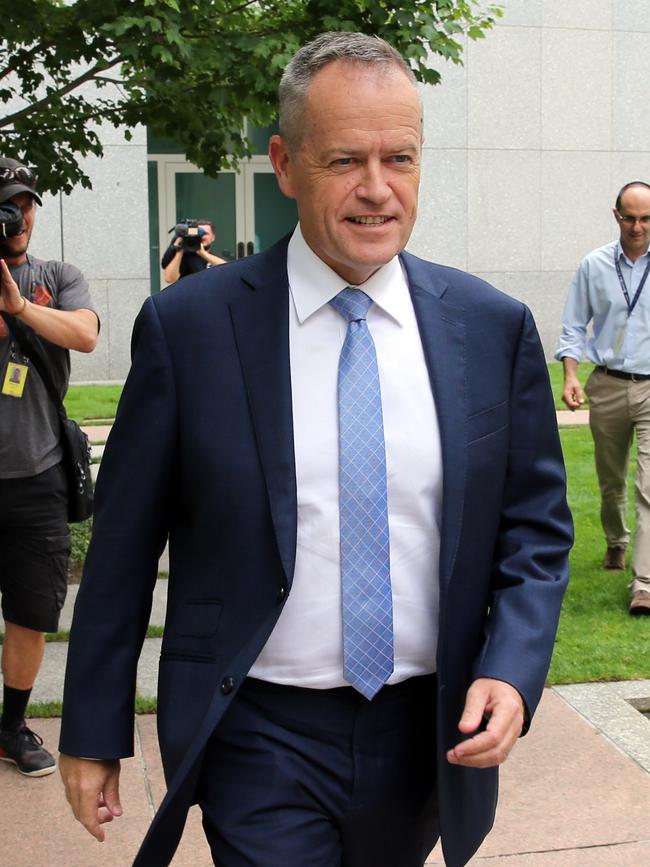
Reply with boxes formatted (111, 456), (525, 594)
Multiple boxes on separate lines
(409, 0), (650, 356)
(29, 0), (650, 380)
(29, 124), (149, 383)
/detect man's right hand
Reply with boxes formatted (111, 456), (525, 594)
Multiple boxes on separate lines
(561, 357), (585, 410)
(59, 754), (122, 842)
(562, 374), (585, 410)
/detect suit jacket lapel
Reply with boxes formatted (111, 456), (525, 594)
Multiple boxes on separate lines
(228, 242), (297, 585)
(401, 253), (467, 587)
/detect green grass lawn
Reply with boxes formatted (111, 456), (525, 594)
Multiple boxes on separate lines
(64, 383), (123, 422)
(549, 425), (650, 684)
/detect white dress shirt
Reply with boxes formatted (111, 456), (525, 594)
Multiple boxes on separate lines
(250, 226), (442, 688)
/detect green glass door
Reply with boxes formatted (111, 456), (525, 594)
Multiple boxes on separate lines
(249, 166), (298, 253)
(153, 158), (298, 292)
(173, 170), (237, 262)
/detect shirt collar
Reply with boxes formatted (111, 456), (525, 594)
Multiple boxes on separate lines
(616, 239), (650, 266)
(287, 224), (407, 325)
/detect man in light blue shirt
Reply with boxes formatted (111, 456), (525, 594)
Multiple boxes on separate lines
(557, 180), (650, 615)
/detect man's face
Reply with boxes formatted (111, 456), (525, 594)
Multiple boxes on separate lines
(199, 222), (215, 247)
(0, 192), (36, 263)
(270, 60), (422, 285)
(614, 186), (650, 259)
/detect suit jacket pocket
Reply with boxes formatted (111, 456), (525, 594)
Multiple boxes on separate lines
(161, 599), (223, 661)
(174, 599), (223, 638)
(467, 400), (508, 445)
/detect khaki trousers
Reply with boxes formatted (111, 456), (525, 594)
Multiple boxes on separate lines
(585, 368), (650, 591)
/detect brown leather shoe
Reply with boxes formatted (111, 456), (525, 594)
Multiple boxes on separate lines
(603, 546), (626, 570)
(630, 589), (650, 616)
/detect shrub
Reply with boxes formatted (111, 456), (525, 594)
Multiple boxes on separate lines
(69, 517), (92, 582)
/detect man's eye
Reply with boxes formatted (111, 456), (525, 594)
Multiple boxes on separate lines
(390, 155), (412, 165)
(332, 158), (353, 166)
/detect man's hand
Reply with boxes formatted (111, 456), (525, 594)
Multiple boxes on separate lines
(561, 357), (585, 410)
(59, 754), (122, 842)
(197, 246), (226, 266)
(0, 259), (26, 315)
(446, 677), (525, 769)
(562, 374), (585, 410)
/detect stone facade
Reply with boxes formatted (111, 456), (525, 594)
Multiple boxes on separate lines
(27, 0), (650, 381)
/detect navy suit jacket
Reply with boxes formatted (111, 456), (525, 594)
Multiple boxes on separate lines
(60, 237), (572, 867)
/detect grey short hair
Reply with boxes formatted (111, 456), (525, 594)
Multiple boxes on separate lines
(279, 32), (419, 152)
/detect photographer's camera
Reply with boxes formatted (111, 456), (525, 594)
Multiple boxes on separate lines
(0, 202), (23, 240)
(171, 219), (206, 253)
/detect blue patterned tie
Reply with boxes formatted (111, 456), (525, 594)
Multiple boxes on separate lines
(330, 287), (393, 700)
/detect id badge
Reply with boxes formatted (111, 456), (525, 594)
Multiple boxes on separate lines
(2, 361), (29, 398)
(613, 323), (627, 355)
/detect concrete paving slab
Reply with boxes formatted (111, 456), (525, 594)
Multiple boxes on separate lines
(29, 642), (67, 704)
(24, 638), (163, 705)
(81, 424), (112, 443)
(136, 638), (162, 700)
(428, 841), (650, 865)
(0, 718), (153, 867)
(555, 680), (650, 774)
(556, 409), (589, 425)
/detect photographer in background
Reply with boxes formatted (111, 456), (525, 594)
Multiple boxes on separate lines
(0, 157), (98, 777)
(161, 218), (226, 285)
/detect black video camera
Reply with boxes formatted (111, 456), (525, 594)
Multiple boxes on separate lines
(170, 219), (207, 253)
(0, 202), (23, 240)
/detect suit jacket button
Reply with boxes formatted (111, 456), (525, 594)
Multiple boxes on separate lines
(277, 585), (287, 602)
(221, 676), (235, 695)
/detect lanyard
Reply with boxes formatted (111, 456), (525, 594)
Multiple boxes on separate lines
(614, 253), (650, 316)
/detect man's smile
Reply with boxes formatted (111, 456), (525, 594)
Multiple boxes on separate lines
(346, 215), (393, 225)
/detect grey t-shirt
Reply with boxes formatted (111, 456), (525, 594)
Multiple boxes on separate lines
(0, 255), (96, 479)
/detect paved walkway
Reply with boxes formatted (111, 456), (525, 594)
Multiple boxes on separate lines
(6, 412), (650, 865)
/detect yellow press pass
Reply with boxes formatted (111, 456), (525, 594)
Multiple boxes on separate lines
(2, 361), (29, 398)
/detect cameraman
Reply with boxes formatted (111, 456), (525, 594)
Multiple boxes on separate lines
(0, 158), (98, 777)
(161, 219), (226, 285)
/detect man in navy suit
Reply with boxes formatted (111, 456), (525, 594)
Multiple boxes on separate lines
(59, 32), (572, 867)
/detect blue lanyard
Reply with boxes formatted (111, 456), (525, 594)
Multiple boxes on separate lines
(614, 253), (650, 316)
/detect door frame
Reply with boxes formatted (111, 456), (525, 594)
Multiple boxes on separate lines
(150, 154), (280, 280)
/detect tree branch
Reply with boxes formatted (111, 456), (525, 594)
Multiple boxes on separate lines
(223, 0), (264, 16)
(94, 76), (128, 85)
(0, 55), (123, 129)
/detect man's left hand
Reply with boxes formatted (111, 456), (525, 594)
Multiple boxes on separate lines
(0, 259), (25, 314)
(446, 677), (524, 768)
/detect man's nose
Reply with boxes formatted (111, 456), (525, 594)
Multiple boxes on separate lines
(356, 163), (391, 202)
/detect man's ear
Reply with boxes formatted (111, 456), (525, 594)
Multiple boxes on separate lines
(269, 135), (296, 199)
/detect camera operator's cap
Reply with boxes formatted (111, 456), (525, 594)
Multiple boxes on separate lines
(0, 157), (42, 207)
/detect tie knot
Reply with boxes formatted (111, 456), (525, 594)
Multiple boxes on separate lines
(330, 287), (373, 323)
